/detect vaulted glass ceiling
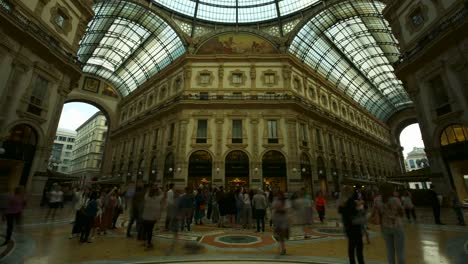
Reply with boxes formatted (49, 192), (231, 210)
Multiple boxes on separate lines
(77, 0), (412, 121)
(152, 0), (322, 24)
(77, 0), (186, 96)
(289, 0), (412, 120)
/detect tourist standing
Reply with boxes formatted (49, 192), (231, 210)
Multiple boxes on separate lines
(339, 185), (365, 264)
(373, 183), (405, 264)
(165, 183), (175, 230)
(141, 186), (163, 249)
(70, 188), (85, 238)
(241, 189), (252, 228)
(80, 192), (98, 243)
(211, 187), (220, 224)
(217, 186), (227, 227)
(252, 188), (267, 232)
(45, 183), (64, 220)
(1, 186), (26, 246)
(401, 191), (416, 223)
(179, 187), (195, 231)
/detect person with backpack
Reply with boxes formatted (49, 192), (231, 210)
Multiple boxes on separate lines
(372, 183), (405, 264)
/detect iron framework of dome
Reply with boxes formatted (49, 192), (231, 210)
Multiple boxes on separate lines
(77, 0), (413, 121)
(77, 0), (186, 97)
(152, 0), (322, 24)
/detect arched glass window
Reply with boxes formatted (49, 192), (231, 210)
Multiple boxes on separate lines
(440, 124), (468, 146)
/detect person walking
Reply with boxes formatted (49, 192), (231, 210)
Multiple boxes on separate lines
(165, 183), (175, 230)
(127, 186), (145, 238)
(141, 186), (163, 249)
(449, 190), (466, 226)
(339, 185), (365, 264)
(401, 191), (416, 223)
(45, 183), (63, 221)
(1, 186), (26, 246)
(211, 187), (220, 224)
(315, 191), (327, 223)
(252, 188), (267, 233)
(272, 191), (289, 255)
(194, 188), (206, 225)
(428, 185), (443, 225)
(372, 183), (405, 264)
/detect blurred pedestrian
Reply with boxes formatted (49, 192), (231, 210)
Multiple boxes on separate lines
(1, 186), (26, 246)
(272, 191), (289, 255)
(141, 186), (163, 249)
(339, 185), (365, 264)
(315, 191), (327, 223)
(373, 183), (405, 264)
(252, 188), (267, 232)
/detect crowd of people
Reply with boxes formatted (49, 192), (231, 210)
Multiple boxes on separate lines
(0, 181), (466, 260)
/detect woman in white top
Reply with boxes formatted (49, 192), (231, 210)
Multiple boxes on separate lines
(401, 191), (416, 223)
(241, 189), (252, 229)
(141, 186), (164, 249)
(46, 183), (64, 220)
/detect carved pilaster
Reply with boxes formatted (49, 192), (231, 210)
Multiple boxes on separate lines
(218, 65), (224, 89)
(250, 117), (259, 160)
(286, 118), (299, 169)
(282, 65), (292, 89)
(250, 64), (256, 89)
(215, 116), (224, 157)
(183, 65), (192, 90)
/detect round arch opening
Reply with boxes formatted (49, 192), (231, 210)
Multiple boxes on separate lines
(188, 150), (212, 189)
(225, 150), (250, 190)
(1, 124), (38, 187)
(262, 150), (287, 192)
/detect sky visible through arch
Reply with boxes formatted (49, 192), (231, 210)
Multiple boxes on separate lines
(58, 102), (99, 131)
(400, 123), (425, 158)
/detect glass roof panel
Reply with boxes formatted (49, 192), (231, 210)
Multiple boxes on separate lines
(289, 0), (412, 121)
(78, 0), (186, 97)
(152, 0), (321, 24)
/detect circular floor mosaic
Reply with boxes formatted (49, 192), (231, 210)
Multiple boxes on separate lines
(314, 228), (344, 235)
(216, 235), (259, 244)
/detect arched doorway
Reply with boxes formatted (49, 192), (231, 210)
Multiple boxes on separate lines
(163, 153), (174, 186)
(148, 156), (157, 183)
(262, 150), (287, 192)
(317, 156), (327, 194)
(331, 159), (339, 192)
(300, 153), (313, 194)
(1, 124), (38, 187)
(225, 150), (249, 190)
(440, 124), (468, 202)
(188, 150), (212, 189)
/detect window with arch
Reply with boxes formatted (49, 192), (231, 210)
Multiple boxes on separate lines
(440, 124), (468, 146)
(308, 86), (316, 99)
(147, 94), (154, 107)
(293, 78), (301, 91)
(321, 94), (328, 107)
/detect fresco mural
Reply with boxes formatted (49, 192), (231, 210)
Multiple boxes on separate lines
(197, 33), (278, 55)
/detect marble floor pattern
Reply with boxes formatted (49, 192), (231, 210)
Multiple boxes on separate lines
(0, 204), (467, 264)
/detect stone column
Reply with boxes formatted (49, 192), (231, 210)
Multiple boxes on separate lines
(286, 118), (301, 191)
(174, 119), (188, 189)
(213, 116), (224, 186)
(250, 64), (256, 90)
(250, 117), (261, 188)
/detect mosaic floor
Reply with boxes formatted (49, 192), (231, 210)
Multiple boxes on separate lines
(1, 204), (467, 264)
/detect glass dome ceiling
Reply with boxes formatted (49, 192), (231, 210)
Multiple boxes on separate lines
(78, 0), (186, 96)
(152, 0), (322, 24)
(77, 0), (412, 121)
(289, 0), (412, 121)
